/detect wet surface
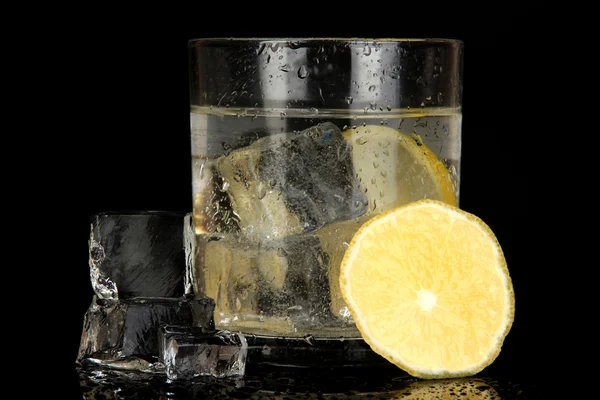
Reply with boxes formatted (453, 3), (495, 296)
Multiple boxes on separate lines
(77, 364), (539, 399)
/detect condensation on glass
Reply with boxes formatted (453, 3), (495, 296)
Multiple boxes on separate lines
(187, 38), (463, 339)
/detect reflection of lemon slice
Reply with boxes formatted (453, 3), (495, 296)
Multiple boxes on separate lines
(340, 199), (514, 379)
(342, 125), (457, 215)
(391, 378), (501, 399)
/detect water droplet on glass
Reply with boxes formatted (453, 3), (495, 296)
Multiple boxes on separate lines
(222, 142), (232, 156)
(356, 137), (368, 145)
(345, 96), (353, 105)
(380, 170), (388, 178)
(387, 105), (392, 111)
(266, 54), (271, 63)
(279, 63), (291, 72)
(371, 177), (376, 184)
(256, 182), (267, 199)
(373, 161), (380, 168)
(370, 101), (377, 110)
(297, 65), (308, 79)
(280, 112), (286, 119)
(363, 44), (371, 56)
(426, 96), (432, 101)
(288, 40), (301, 49)
(256, 43), (266, 55)
(368, 85), (376, 92)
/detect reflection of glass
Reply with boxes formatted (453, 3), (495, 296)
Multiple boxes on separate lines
(187, 38), (463, 339)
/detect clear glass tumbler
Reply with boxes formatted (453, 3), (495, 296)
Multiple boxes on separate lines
(187, 38), (463, 347)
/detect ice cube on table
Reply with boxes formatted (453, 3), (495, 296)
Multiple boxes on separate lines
(89, 211), (188, 299)
(162, 329), (247, 380)
(157, 324), (213, 363)
(77, 296), (215, 370)
(215, 122), (367, 241)
(196, 234), (332, 335)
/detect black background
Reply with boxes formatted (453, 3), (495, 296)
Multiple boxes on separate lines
(32, 3), (546, 397)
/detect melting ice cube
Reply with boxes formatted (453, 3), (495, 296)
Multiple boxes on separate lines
(161, 329), (247, 379)
(193, 234), (333, 335)
(77, 296), (215, 370)
(89, 211), (188, 299)
(216, 122), (367, 241)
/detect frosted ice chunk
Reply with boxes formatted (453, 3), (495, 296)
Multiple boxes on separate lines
(89, 211), (188, 299)
(216, 122), (367, 241)
(162, 329), (247, 379)
(77, 296), (215, 370)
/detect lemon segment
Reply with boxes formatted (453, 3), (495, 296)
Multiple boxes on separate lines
(339, 199), (514, 379)
(342, 125), (457, 216)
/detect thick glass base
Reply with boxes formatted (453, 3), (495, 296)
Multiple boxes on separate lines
(244, 334), (390, 368)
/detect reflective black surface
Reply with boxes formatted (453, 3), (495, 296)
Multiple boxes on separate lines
(76, 364), (539, 399)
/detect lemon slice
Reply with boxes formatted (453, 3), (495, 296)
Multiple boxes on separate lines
(342, 125), (457, 215)
(339, 199), (514, 379)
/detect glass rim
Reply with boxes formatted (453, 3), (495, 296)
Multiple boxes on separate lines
(188, 37), (463, 46)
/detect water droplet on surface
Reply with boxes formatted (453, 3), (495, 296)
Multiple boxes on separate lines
(256, 43), (266, 55)
(279, 63), (291, 72)
(373, 161), (379, 168)
(288, 40), (301, 49)
(368, 85), (376, 92)
(345, 95), (353, 104)
(297, 65), (308, 78)
(363, 44), (371, 56)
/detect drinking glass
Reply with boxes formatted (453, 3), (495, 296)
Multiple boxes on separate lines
(187, 38), (463, 362)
